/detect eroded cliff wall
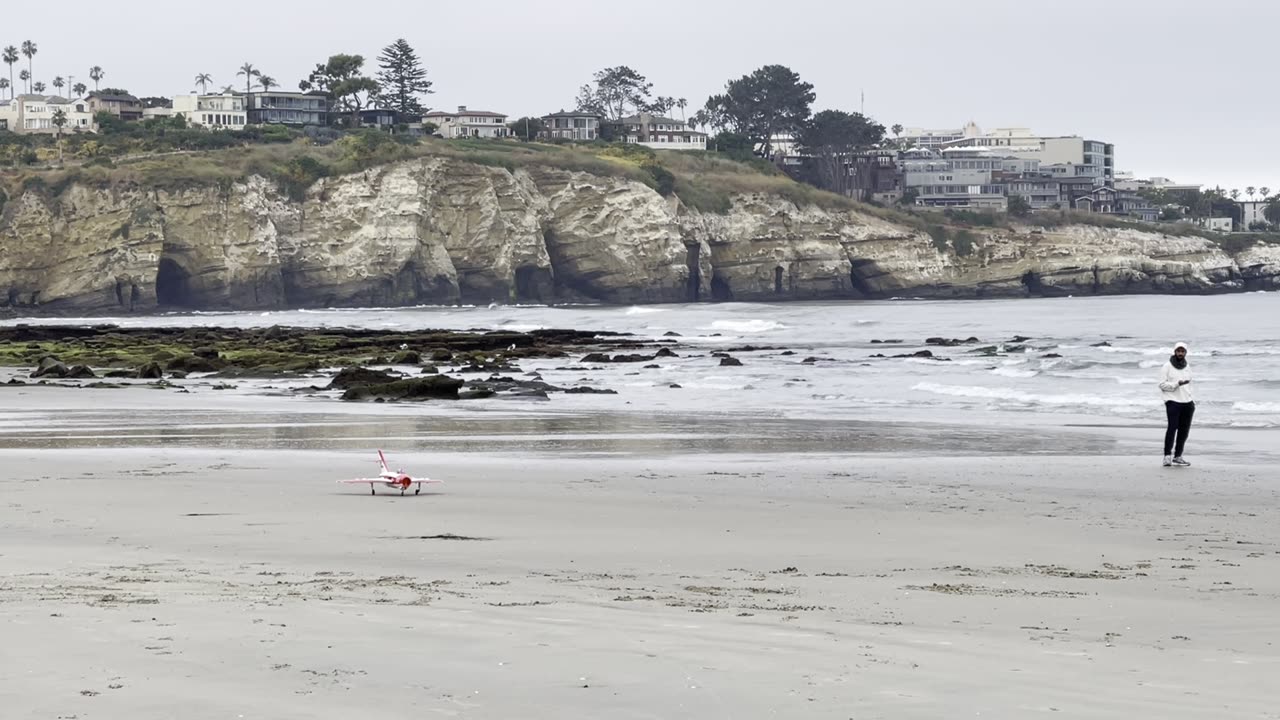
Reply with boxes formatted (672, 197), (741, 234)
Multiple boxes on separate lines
(2, 158), (1277, 313)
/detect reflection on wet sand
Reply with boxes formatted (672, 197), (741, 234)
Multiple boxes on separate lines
(0, 406), (1123, 456)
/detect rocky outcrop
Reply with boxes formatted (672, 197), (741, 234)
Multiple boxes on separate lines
(2, 158), (1277, 314)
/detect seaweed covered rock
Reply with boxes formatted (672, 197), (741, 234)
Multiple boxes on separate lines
(327, 367), (399, 390)
(340, 376), (465, 402)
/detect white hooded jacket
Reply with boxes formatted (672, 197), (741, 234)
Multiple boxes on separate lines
(1158, 343), (1194, 404)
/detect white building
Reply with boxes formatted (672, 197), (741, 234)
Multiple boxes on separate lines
(173, 93), (247, 130)
(618, 112), (707, 151)
(1237, 200), (1270, 230)
(0, 95), (95, 134)
(422, 105), (509, 139)
(1196, 217), (1233, 233)
(1115, 173), (1202, 193)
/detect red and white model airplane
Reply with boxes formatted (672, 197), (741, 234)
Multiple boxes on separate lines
(338, 450), (442, 496)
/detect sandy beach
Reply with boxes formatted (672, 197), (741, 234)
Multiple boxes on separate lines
(3, 381), (1279, 719)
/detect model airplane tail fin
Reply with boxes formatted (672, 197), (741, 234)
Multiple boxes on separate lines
(377, 449), (390, 474)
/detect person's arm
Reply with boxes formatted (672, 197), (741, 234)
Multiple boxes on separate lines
(1158, 364), (1179, 393)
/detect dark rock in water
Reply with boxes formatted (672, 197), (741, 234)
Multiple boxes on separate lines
(926, 337), (980, 347)
(341, 375), (465, 402)
(104, 369), (133, 379)
(193, 346), (221, 360)
(1042, 353), (1063, 359)
(170, 371), (189, 380)
(971, 345), (1001, 356)
(167, 355), (220, 373)
(263, 325), (287, 340)
(392, 350), (422, 365)
(135, 362), (164, 380)
(430, 348), (454, 362)
(421, 365), (439, 374)
(6, 378), (27, 386)
(1011, 335), (1032, 343)
(501, 388), (550, 400)
(459, 388), (498, 400)
(582, 352), (654, 364)
(1091, 341), (1112, 348)
(644, 364), (661, 369)
(31, 356), (69, 379)
(563, 386), (618, 395)
(727, 345), (777, 353)
(780, 351), (796, 356)
(327, 366), (398, 390)
(720, 357), (743, 367)
(871, 339), (905, 344)
(655, 348), (679, 358)
(892, 350), (934, 359)
(663, 331), (682, 337)
(668, 383), (682, 389)
(711, 352), (730, 358)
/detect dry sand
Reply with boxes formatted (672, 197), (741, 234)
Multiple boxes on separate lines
(2, 394), (1280, 718)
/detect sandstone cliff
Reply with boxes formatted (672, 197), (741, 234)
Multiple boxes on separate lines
(1, 158), (1277, 313)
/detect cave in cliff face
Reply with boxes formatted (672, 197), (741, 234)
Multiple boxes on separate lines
(514, 265), (555, 304)
(155, 258), (195, 308)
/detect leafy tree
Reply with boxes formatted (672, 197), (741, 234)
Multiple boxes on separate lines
(375, 38), (432, 116)
(257, 75), (277, 92)
(1007, 194), (1032, 217)
(1159, 207), (1183, 222)
(899, 188), (920, 206)
(891, 123), (903, 137)
(1248, 221), (1272, 231)
(507, 116), (545, 141)
(1230, 188), (1241, 201)
(140, 96), (171, 108)
(794, 109), (884, 195)
(702, 64), (815, 158)
(237, 63), (259, 95)
(1265, 200), (1280, 227)
(72, 82), (86, 97)
(194, 73), (213, 94)
(21, 41), (36, 87)
(575, 66), (656, 120)
(2, 46), (17, 99)
(308, 54), (380, 127)
(53, 76), (65, 97)
(89, 66), (104, 91)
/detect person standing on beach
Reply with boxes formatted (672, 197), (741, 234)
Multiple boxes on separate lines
(1158, 342), (1194, 467)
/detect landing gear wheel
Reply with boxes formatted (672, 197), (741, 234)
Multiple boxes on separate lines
(415, 486), (421, 495)
(370, 486), (376, 496)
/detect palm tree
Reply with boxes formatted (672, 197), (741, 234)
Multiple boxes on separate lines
(676, 97), (688, 122)
(20, 41), (36, 87)
(256, 75), (277, 92)
(1261, 186), (1272, 200)
(1230, 189), (1241, 201)
(32, 81), (46, 94)
(237, 63), (259, 95)
(52, 108), (67, 162)
(1247, 186), (1257, 201)
(19, 69), (30, 93)
(194, 73), (213, 94)
(53, 75), (65, 97)
(72, 82), (86, 97)
(219, 84), (235, 95)
(89, 66), (104, 91)
(2, 46), (17, 99)
(0, 78), (8, 99)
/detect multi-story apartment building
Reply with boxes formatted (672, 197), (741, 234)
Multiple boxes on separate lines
(422, 106), (510, 139)
(246, 91), (330, 126)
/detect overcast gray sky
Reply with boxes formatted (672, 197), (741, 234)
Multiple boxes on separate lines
(6, 0), (1275, 191)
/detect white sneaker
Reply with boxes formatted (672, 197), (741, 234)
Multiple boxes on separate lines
(1172, 457), (1190, 467)
(1163, 455), (1172, 467)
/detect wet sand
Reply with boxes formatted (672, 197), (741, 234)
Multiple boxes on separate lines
(2, 388), (1280, 718)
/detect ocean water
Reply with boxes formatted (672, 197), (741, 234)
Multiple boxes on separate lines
(5, 293), (1278, 431)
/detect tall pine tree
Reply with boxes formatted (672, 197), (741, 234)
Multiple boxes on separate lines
(376, 39), (432, 116)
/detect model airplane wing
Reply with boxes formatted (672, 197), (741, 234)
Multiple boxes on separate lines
(337, 478), (385, 485)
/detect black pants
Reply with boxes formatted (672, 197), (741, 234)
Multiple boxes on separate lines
(1164, 401), (1195, 456)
